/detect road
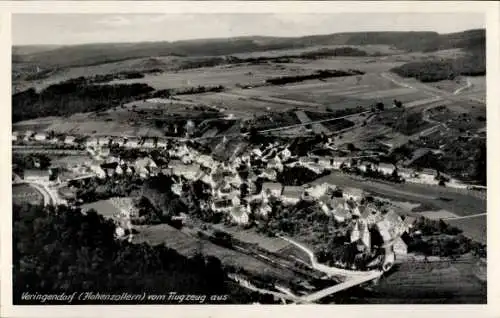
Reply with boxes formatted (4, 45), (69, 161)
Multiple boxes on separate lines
(380, 72), (485, 106)
(295, 110), (330, 135)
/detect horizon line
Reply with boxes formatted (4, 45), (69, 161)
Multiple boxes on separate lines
(13, 27), (485, 48)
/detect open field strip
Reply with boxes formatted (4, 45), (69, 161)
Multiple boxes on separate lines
(417, 210), (460, 220)
(353, 87), (419, 99)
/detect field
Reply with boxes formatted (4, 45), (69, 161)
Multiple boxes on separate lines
(446, 216), (486, 244)
(107, 64), (309, 90)
(364, 258), (486, 304)
(275, 244), (313, 267)
(132, 223), (298, 281)
(211, 224), (291, 253)
(12, 184), (44, 205)
(81, 199), (122, 219)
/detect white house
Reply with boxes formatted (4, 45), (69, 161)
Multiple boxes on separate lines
(378, 163), (396, 175)
(12, 132), (18, 142)
(24, 131), (34, 141)
(331, 158), (348, 170)
(85, 137), (99, 148)
(98, 137), (110, 146)
(417, 168), (438, 184)
(156, 140), (167, 149)
(267, 156), (284, 172)
(125, 138), (140, 148)
(258, 168), (277, 181)
(142, 138), (155, 148)
(304, 183), (336, 199)
(34, 132), (47, 142)
(64, 135), (76, 145)
(281, 186), (304, 205)
(397, 167), (416, 180)
(230, 205), (250, 225)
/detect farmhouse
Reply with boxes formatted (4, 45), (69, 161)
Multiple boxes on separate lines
(34, 132), (47, 142)
(64, 135), (76, 145)
(24, 131), (34, 141)
(396, 167), (416, 180)
(98, 137), (111, 146)
(281, 186), (304, 205)
(85, 137), (98, 147)
(125, 138), (140, 148)
(156, 140), (167, 149)
(378, 163), (396, 175)
(417, 168), (438, 184)
(142, 139), (155, 148)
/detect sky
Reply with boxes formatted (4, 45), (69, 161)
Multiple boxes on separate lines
(12, 13), (485, 46)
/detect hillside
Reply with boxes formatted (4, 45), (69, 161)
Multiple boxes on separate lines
(13, 29), (485, 69)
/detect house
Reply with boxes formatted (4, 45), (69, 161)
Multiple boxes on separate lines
(280, 147), (292, 161)
(230, 205), (250, 225)
(281, 186), (304, 205)
(101, 162), (119, 177)
(156, 140), (167, 149)
(331, 199), (352, 223)
(361, 205), (382, 224)
(196, 155), (216, 169)
(98, 137), (111, 147)
(90, 165), (106, 179)
(23, 169), (50, 183)
(64, 135), (76, 145)
(358, 161), (374, 173)
(397, 167), (416, 180)
(34, 132), (47, 142)
(170, 162), (202, 181)
(24, 131), (34, 141)
(304, 183), (336, 199)
(142, 138), (155, 148)
(12, 131), (18, 142)
(267, 156), (283, 172)
(211, 198), (233, 213)
(85, 137), (99, 148)
(417, 168), (437, 184)
(342, 187), (364, 201)
(378, 163), (395, 175)
(258, 168), (277, 181)
(261, 182), (283, 198)
(125, 138), (140, 148)
(332, 157), (350, 170)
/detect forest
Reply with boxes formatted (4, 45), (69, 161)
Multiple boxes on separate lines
(265, 69), (365, 85)
(12, 79), (155, 122)
(390, 53), (485, 82)
(12, 203), (259, 304)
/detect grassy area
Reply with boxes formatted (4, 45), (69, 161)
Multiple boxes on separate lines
(12, 184), (44, 206)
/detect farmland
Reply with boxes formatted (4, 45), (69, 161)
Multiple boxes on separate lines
(12, 184), (44, 206)
(132, 223), (299, 281)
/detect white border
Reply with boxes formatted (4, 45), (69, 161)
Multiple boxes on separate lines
(1, 2), (499, 318)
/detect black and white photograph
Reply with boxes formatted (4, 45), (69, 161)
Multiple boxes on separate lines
(3, 2), (496, 314)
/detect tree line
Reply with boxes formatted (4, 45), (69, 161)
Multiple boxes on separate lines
(12, 203), (260, 304)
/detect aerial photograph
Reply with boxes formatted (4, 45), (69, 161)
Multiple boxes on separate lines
(11, 13), (486, 304)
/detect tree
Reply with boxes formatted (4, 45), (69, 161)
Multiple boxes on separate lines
(375, 102), (385, 111)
